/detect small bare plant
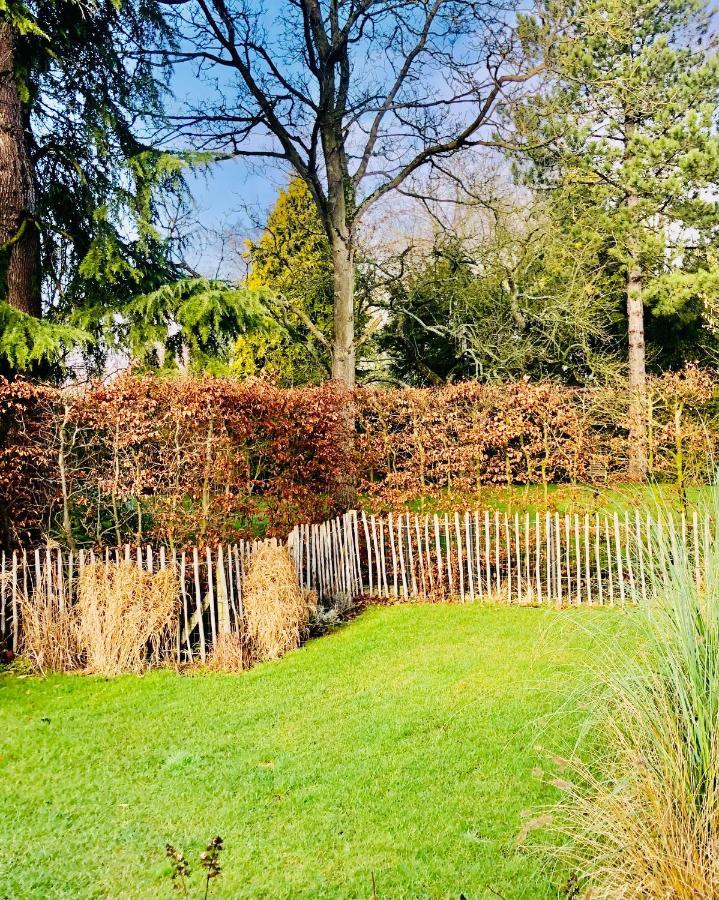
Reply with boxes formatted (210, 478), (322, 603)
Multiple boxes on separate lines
(165, 844), (192, 896)
(165, 836), (224, 898)
(199, 836), (223, 899)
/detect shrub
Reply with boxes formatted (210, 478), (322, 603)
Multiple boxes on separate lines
(1, 370), (717, 549)
(76, 562), (179, 676)
(546, 491), (719, 896)
(242, 543), (317, 664)
(0, 375), (353, 548)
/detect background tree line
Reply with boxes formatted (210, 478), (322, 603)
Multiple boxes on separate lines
(1, 0), (719, 480)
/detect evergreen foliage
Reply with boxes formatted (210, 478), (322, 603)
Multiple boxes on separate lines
(0, 302), (88, 375)
(120, 278), (271, 372)
(517, 0), (719, 370)
(236, 177), (334, 384)
(0, 0), (217, 375)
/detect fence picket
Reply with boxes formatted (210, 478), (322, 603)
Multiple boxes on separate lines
(474, 512), (483, 601)
(406, 513), (418, 598)
(434, 514), (443, 595)
(397, 514), (408, 599)
(454, 512), (465, 601)
(535, 513), (542, 604)
(614, 513), (625, 606)
(1, 551), (6, 639)
(605, 515), (615, 606)
(513, 513), (521, 604)
(495, 512), (501, 596)
(12, 551), (18, 653)
(584, 514), (592, 606)
(414, 515), (426, 597)
(465, 512), (474, 601)
(504, 513), (511, 603)
(445, 514), (454, 597)
(484, 510), (491, 596)
(192, 547), (206, 663)
(361, 512), (373, 596)
(554, 513), (562, 608)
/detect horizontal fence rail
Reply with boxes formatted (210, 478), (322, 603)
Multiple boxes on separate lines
(1, 508), (712, 661)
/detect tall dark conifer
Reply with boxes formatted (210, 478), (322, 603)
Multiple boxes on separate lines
(0, 0), (187, 373)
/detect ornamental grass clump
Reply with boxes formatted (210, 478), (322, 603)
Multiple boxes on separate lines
(242, 543), (316, 665)
(208, 631), (245, 672)
(547, 495), (719, 897)
(76, 562), (178, 676)
(18, 579), (80, 675)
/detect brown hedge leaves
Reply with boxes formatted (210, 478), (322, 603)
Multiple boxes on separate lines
(0, 376), (353, 548)
(1, 368), (717, 549)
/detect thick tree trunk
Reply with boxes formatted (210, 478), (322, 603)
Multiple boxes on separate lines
(330, 227), (355, 388)
(626, 194), (647, 481)
(0, 23), (40, 317)
(322, 122), (356, 389)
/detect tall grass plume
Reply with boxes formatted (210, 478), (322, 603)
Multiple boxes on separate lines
(18, 575), (80, 675)
(76, 562), (178, 676)
(242, 543), (316, 665)
(546, 489), (719, 897)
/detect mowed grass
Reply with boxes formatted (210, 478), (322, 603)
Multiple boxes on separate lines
(0, 605), (622, 899)
(364, 482), (711, 518)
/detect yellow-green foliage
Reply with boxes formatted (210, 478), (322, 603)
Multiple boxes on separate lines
(232, 177), (333, 384)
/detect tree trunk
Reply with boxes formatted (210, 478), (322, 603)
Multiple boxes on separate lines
(330, 227), (355, 388)
(0, 23), (40, 317)
(626, 193), (647, 481)
(322, 121), (356, 389)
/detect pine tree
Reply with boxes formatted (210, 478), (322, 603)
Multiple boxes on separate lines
(0, 0), (199, 375)
(519, 0), (719, 479)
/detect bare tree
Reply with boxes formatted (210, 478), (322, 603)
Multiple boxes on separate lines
(156, 0), (553, 387)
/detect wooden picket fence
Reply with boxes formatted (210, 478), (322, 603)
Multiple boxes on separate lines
(343, 508), (693, 607)
(1, 507), (713, 661)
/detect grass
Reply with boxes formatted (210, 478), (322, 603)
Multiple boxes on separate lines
(363, 482), (713, 518)
(0, 604), (623, 899)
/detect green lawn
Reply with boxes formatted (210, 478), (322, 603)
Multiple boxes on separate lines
(0, 605), (623, 899)
(364, 482), (712, 518)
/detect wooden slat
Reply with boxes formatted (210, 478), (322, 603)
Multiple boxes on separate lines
(434, 514), (443, 596)
(192, 547), (206, 662)
(444, 514), (454, 597)
(454, 512), (465, 601)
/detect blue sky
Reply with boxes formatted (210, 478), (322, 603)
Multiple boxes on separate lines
(169, 65), (290, 276)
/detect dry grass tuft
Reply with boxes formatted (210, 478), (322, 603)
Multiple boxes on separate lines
(546, 493), (719, 897)
(208, 631), (245, 672)
(18, 580), (80, 675)
(76, 562), (179, 676)
(242, 543), (317, 665)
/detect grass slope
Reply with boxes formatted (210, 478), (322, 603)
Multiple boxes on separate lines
(0, 605), (619, 899)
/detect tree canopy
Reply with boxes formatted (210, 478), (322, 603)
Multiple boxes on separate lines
(515, 0), (719, 474)
(0, 0), (239, 375)
(234, 177), (334, 384)
(157, 0), (553, 387)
